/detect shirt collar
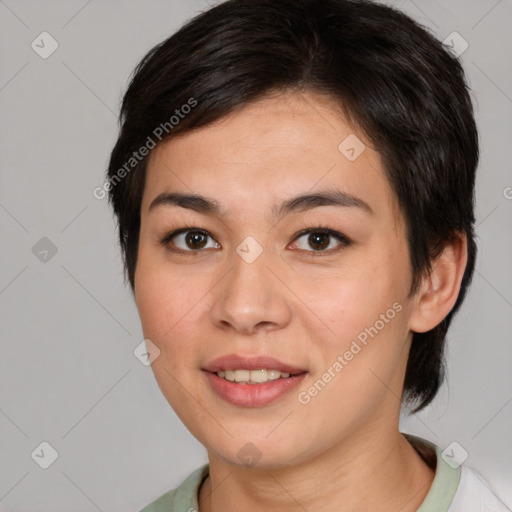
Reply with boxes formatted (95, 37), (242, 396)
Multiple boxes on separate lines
(171, 434), (461, 512)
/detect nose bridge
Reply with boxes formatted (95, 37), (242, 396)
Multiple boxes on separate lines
(210, 237), (291, 334)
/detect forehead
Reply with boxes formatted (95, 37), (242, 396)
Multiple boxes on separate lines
(142, 91), (400, 222)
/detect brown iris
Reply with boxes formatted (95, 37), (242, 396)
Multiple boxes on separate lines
(308, 232), (329, 250)
(186, 231), (208, 249)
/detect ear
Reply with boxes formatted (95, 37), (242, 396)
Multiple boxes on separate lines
(409, 234), (468, 334)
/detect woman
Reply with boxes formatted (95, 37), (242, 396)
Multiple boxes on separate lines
(106, 0), (510, 510)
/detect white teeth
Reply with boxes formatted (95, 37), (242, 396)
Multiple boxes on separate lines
(224, 370), (236, 382)
(234, 369), (250, 382)
(217, 369), (292, 383)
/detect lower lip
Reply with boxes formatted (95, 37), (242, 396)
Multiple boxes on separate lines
(203, 371), (307, 407)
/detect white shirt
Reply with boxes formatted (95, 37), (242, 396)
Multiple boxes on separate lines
(448, 465), (511, 511)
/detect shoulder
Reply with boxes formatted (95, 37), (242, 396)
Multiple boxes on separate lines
(139, 488), (176, 512)
(403, 433), (511, 512)
(139, 463), (210, 512)
(448, 466), (512, 512)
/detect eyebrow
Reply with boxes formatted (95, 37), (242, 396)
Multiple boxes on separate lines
(148, 188), (374, 218)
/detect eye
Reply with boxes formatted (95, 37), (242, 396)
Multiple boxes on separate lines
(291, 228), (351, 255)
(160, 228), (220, 253)
(159, 226), (351, 256)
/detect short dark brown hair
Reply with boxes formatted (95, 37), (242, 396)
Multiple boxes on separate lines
(106, 0), (479, 413)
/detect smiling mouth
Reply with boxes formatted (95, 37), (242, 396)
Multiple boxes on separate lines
(204, 365), (308, 407)
(216, 368), (306, 384)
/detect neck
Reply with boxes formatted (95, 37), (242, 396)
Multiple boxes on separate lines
(199, 426), (435, 512)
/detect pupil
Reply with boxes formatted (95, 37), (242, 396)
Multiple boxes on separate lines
(309, 233), (329, 250)
(186, 231), (207, 249)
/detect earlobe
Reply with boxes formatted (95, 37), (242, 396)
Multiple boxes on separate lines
(409, 234), (468, 334)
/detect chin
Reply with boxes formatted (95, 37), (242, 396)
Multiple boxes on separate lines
(205, 433), (311, 470)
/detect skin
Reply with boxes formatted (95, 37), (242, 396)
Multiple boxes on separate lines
(134, 90), (467, 512)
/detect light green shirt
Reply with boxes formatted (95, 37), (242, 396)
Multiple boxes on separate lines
(139, 434), (462, 512)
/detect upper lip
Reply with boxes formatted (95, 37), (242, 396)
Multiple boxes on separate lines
(203, 354), (307, 374)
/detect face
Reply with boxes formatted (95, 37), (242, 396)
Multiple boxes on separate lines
(135, 91), (418, 469)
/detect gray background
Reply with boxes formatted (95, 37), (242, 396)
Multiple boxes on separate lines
(0, 0), (511, 510)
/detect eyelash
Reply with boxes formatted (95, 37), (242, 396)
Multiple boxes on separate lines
(158, 225), (352, 257)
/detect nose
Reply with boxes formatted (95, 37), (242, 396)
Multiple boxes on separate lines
(210, 245), (292, 335)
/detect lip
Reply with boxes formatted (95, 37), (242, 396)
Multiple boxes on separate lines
(202, 354), (307, 374)
(202, 354), (308, 407)
(203, 371), (307, 407)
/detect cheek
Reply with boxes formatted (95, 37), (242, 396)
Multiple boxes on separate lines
(134, 248), (209, 350)
(289, 251), (403, 348)
(300, 251), (411, 396)
(134, 253), (210, 417)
